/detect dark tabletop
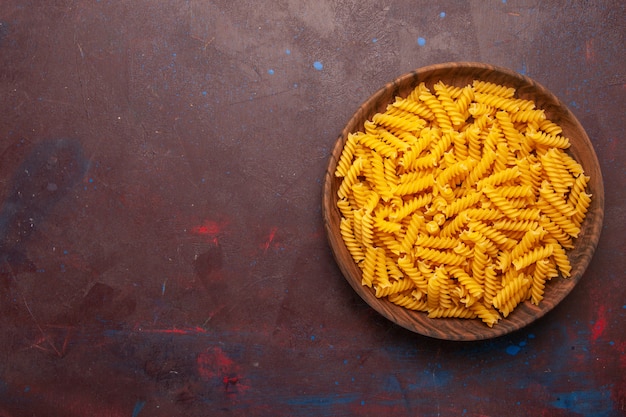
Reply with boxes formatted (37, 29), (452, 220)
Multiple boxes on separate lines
(0, 1), (624, 416)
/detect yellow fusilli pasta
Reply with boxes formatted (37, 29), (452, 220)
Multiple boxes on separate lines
(334, 79), (592, 327)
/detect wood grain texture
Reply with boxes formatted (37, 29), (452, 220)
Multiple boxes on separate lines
(322, 62), (604, 341)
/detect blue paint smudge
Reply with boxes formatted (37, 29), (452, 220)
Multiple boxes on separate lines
(440, 12), (446, 18)
(268, 69), (275, 75)
(285, 49), (291, 55)
(24, 386), (30, 393)
(131, 401), (145, 417)
(313, 61), (323, 70)
(550, 389), (614, 417)
(372, 37), (378, 43)
(417, 37), (426, 46)
(506, 345), (521, 355)
(310, 335), (316, 341)
(518, 62), (527, 75)
(202, 91), (207, 96)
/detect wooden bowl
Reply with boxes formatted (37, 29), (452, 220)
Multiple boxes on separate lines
(322, 62), (604, 341)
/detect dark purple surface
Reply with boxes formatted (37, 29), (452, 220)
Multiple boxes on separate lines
(0, 1), (624, 416)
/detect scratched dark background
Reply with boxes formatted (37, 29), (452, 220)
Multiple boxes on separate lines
(0, 1), (624, 416)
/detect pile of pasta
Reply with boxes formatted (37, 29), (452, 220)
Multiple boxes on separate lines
(334, 80), (592, 327)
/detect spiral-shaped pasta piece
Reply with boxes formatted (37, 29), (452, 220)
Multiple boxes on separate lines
(494, 131), (510, 172)
(374, 215), (402, 234)
(415, 246), (466, 266)
(340, 218), (365, 264)
(373, 247), (391, 288)
(406, 82), (431, 104)
(495, 111), (523, 153)
(527, 130), (571, 149)
(419, 91), (453, 132)
(483, 264), (500, 306)
(376, 278), (414, 297)
(432, 266), (455, 309)
(392, 173), (435, 196)
(360, 245), (377, 287)
(400, 213), (425, 254)
(493, 219), (539, 233)
(510, 109), (545, 123)
(544, 238), (572, 277)
(537, 195), (580, 237)
(469, 302), (501, 327)
(463, 208), (503, 221)
(530, 258), (552, 305)
(437, 158), (477, 188)
(434, 81), (466, 127)
(468, 102), (496, 118)
(392, 96), (436, 121)
(492, 275), (531, 317)
(429, 131), (454, 163)
(396, 255), (428, 293)
(337, 157), (364, 199)
(440, 210), (471, 237)
(428, 305), (477, 319)
(482, 184), (522, 219)
(449, 266), (485, 300)
(388, 293), (429, 311)
(468, 221), (516, 251)
(367, 150), (394, 202)
(477, 165), (521, 190)
(541, 148), (574, 195)
(498, 185), (535, 199)
(414, 234), (459, 250)
(357, 132), (398, 159)
(388, 195), (431, 223)
(455, 85), (475, 119)
(472, 80), (516, 98)
(350, 182), (371, 209)
(373, 112), (427, 133)
(335, 133), (360, 177)
(464, 148), (496, 187)
(539, 181), (577, 217)
(375, 128), (412, 154)
(571, 190), (591, 229)
(512, 244), (554, 271)
(539, 215), (573, 249)
(474, 92), (520, 113)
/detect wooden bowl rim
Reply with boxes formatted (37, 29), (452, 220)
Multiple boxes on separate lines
(322, 62), (605, 341)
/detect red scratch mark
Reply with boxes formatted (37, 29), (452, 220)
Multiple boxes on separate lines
(191, 219), (228, 245)
(585, 38), (595, 62)
(591, 305), (607, 341)
(23, 298), (70, 358)
(261, 226), (282, 252)
(263, 226), (278, 251)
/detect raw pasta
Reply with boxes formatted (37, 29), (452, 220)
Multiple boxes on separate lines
(334, 80), (592, 327)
